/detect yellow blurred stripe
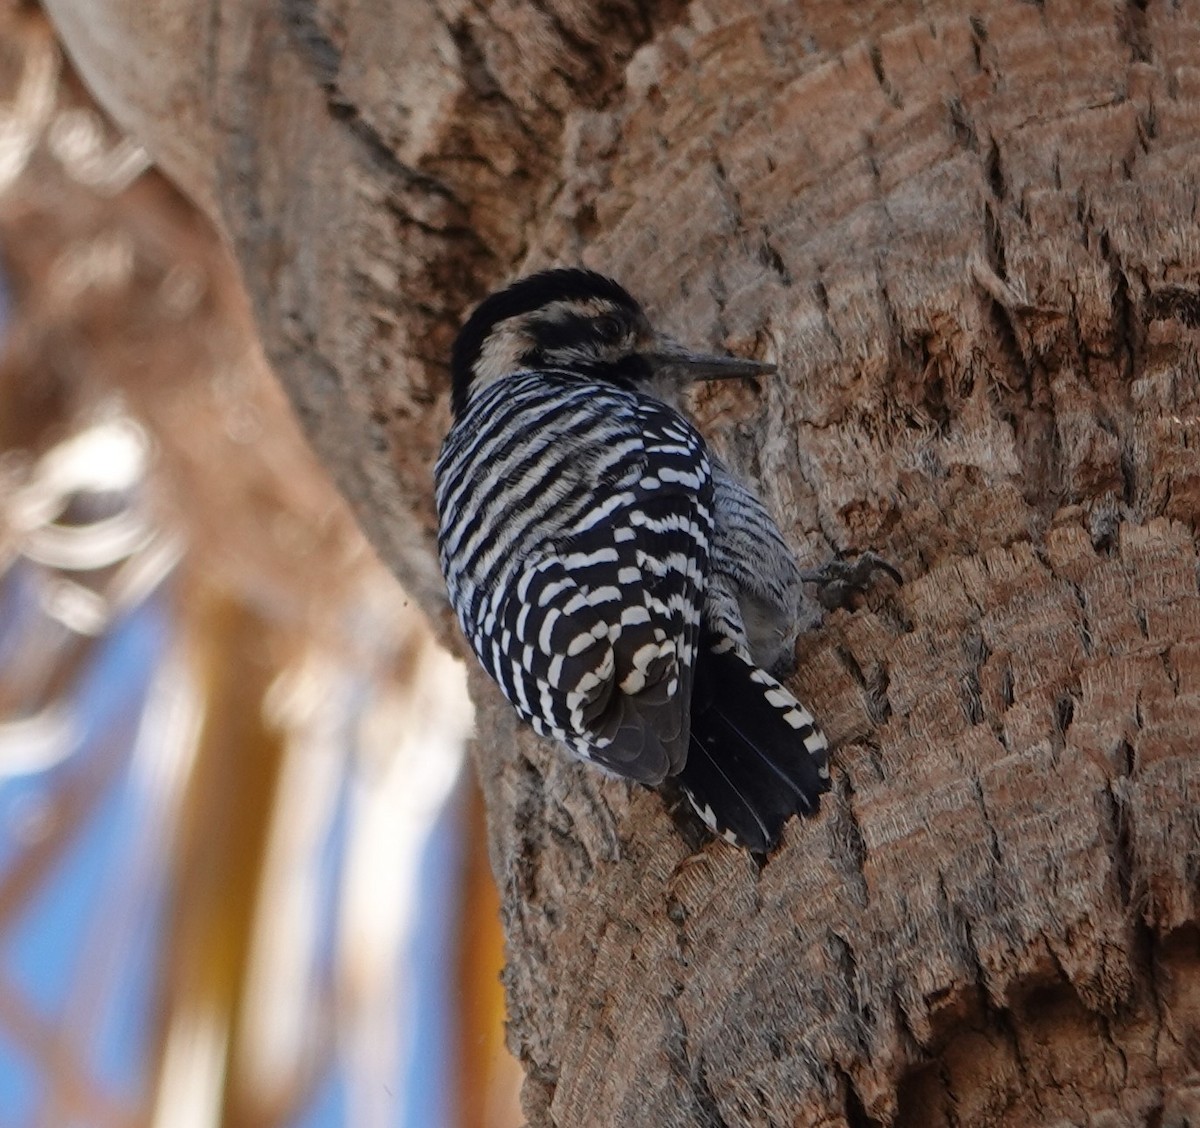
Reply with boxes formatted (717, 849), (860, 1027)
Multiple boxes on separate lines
(457, 780), (524, 1128)
(154, 575), (291, 1128)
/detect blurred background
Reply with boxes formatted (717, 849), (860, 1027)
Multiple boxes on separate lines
(0, 6), (521, 1126)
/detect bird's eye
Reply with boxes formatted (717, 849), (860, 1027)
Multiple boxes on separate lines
(595, 315), (625, 343)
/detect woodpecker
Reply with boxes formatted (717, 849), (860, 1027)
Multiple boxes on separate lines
(435, 268), (891, 851)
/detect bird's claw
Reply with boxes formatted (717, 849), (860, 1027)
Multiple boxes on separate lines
(800, 551), (902, 612)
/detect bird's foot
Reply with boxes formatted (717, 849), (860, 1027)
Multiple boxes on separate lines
(800, 551), (902, 612)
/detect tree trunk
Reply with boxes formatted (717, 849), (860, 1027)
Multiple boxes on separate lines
(44, 0), (1200, 1122)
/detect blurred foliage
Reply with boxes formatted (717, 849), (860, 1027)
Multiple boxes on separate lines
(0, 7), (521, 1126)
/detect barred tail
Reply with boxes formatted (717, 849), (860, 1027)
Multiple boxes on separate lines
(679, 633), (830, 852)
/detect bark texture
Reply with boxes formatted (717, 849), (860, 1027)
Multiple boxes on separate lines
(45, 0), (1200, 1123)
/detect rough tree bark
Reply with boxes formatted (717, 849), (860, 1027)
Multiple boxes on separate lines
(44, 0), (1200, 1123)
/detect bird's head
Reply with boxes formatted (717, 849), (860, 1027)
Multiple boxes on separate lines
(449, 268), (775, 417)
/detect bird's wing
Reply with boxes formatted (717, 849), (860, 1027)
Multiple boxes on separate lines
(490, 404), (713, 784)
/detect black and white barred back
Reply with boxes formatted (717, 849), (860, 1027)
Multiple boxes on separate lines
(437, 372), (712, 783)
(435, 268), (832, 851)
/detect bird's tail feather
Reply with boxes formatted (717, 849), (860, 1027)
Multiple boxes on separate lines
(679, 635), (830, 851)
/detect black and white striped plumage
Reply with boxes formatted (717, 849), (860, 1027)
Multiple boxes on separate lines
(435, 269), (830, 851)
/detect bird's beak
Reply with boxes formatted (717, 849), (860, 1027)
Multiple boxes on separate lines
(644, 335), (776, 382)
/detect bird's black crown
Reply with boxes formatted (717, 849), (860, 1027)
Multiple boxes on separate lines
(450, 268), (645, 418)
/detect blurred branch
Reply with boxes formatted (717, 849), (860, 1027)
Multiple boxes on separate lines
(0, 8), (494, 1127)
